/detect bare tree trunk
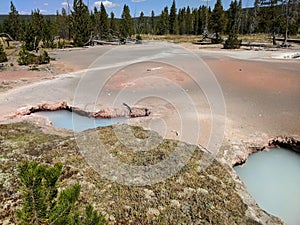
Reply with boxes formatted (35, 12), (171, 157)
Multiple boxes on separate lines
(283, 0), (289, 46)
(272, 32), (277, 45)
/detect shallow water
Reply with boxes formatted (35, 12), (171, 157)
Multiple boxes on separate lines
(235, 148), (300, 225)
(35, 110), (127, 131)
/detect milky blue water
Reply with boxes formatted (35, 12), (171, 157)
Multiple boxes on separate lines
(235, 148), (300, 225)
(35, 110), (127, 131)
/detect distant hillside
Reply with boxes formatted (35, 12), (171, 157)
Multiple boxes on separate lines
(0, 15), (8, 24)
(0, 14), (55, 24)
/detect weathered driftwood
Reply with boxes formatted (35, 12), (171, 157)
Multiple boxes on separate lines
(92, 40), (120, 45)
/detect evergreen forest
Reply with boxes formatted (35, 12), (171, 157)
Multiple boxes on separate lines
(0, 0), (299, 49)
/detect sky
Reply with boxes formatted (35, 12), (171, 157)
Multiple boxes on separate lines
(0, 0), (255, 17)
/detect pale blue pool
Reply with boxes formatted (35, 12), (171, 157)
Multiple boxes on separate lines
(235, 148), (300, 225)
(35, 110), (127, 131)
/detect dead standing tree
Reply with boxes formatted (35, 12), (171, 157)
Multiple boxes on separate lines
(260, 0), (294, 46)
(0, 33), (14, 47)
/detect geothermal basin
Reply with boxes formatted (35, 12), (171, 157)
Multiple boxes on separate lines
(235, 148), (300, 225)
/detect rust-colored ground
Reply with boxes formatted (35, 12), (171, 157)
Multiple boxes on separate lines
(0, 69), (49, 84)
(205, 57), (299, 92)
(0, 44), (299, 143)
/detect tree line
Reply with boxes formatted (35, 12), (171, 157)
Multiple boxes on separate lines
(0, 0), (299, 49)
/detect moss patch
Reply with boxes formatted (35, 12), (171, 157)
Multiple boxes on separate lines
(0, 122), (263, 224)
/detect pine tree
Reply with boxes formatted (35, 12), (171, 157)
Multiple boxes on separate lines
(169, 0), (178, 34)
(16, 161), (105, 225)
(81, 205), (105, 225)
(260, 0), (281, 45)
(225, 0), (242, 48)
(16, 161), (79, 224)
(178, 8), (186, 35)
(23, 21), (37, 51)
(21, 10), (43, 51)
(55, 8), (70, 40)
(3, 1), (22, 40)
(23, 9), (44, 51)
(120, 4), (134, 38)
(32, 10), (44, 38)
(249, 0), (260, 33)
(240, 2), (250, 34)
(110, 12), (118, 34)
(237, 0), (243, 34)
(198, 6), (206, 35)
(192, 8), (199, 35)
(288, 0), (300, 35)
(210, 0), (225, 43)
(185, 6), (193, 34)
(71, 0), (91, 47)
(227, 0), (240, 33)
(280, 0), (299, 45)
(99, 2), (109, 38)
(137, 11), (145, 34)
(164, 6), (169, 34)
(42, 18), (56, 48)
(157, 7), (169, 35)
(150, 10), (156, 34)
(91, 7), (100, 37)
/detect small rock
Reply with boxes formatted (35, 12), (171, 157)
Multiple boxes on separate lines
(207, 174), (218, 182)
(147, 208), (160, 217)
(170, 199), (181, 208)
(175, 176), (184, 184)
(178, 187), (196, 198)
(144, 188), (155, 199)
(109, 215), (116, 222)
(197, 188), (209, 195)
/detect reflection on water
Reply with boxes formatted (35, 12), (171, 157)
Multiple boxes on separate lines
(235, 148), (300, 225)
(35, 110), (127, 131)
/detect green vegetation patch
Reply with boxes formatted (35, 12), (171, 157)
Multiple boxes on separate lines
(0, 122), (261, 224)
(224, 32), (242, 49)
(16, 160), (105, 225)
(0, 44), (8, 63)
(18, 47), (50, 66)
(0, 122), (63, 156)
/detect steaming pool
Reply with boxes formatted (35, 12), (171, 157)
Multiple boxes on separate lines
(235, 148), (300, 225)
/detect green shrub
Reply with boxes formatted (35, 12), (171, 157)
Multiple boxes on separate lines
(18, 47), (51, 65)
(224, 32), (242, 49)
(0, 44), (8, 63)
(136, 34), (142, 40)
(17, 47), (35, 65)
(16, 160), (105, 225)
(57, 40), (65, 49)
(37, 50), (50, 64)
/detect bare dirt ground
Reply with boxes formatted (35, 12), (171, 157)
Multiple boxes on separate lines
(0, 46), (112, 91)
(204, 55), (299, 134)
